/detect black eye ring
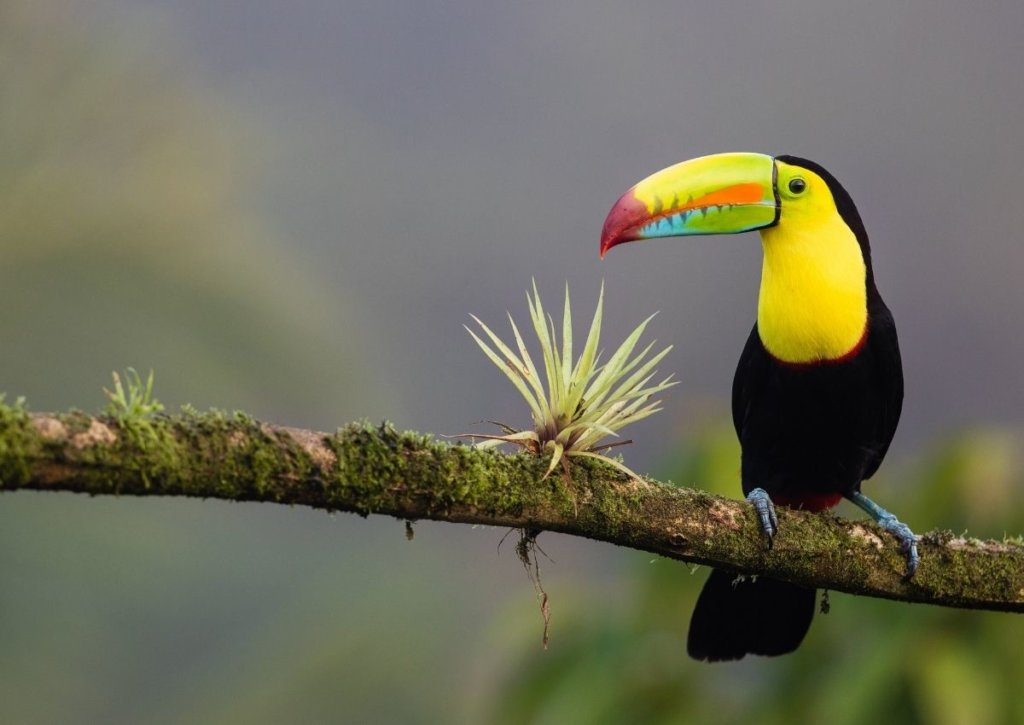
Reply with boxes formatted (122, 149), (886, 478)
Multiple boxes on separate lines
(788, 178), (807, 194)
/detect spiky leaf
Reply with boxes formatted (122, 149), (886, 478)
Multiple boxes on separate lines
(466, 281), (676, 480)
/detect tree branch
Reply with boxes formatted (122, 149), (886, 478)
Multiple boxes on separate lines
(1, 404), (1022, 612)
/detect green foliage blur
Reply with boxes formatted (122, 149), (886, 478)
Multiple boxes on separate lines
(486, 424), (1024, 725)
(0, 1), (371, 422)
(2, 4), (1023, 724)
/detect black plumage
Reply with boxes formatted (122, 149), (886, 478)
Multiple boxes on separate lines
(686, 157), (904, 661)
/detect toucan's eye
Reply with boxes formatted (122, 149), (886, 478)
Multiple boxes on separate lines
(788, 178), (807, 194)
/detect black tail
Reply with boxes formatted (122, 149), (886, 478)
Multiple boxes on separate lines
(687, 569), (816, 662)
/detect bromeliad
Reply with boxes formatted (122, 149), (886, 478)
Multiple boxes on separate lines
(466, 281), (675, 480)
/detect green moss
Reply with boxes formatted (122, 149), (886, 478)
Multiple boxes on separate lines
(167, 410), (317, 503)
(0, 404), (318, 503)
(324, 422), (570, 520)
(326, 422), (400, 514)
(5, 400), (1022, 612)
(0, 396), (36, 486)
(321, 422), (656, 528)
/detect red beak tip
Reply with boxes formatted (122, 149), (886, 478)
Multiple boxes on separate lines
(599, 189), (646, 260)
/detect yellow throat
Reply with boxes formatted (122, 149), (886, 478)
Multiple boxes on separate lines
(756, 202), (868, 364)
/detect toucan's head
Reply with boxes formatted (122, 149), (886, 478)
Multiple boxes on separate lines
(600, 152), (870, 273)
(601, 152), (877, 364)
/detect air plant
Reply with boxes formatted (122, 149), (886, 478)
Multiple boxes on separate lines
(465, 281), (676, 479)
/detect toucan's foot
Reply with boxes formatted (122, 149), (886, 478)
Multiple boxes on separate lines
(746, 487), (778, 547)
(846, 491), (920, 578)
(877, 515), (920, 578)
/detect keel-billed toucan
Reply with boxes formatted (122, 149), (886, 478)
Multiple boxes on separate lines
(600, 152), (919, 661)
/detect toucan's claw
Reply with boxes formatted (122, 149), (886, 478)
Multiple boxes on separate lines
(877, 516), (920, 579)
(846, 490), (920, 579)
(746, 487), (778, 548)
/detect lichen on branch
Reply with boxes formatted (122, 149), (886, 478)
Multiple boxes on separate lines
(1, 399), (1022, 613)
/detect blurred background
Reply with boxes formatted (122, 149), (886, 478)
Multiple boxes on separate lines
(1, 1), (1023, 722)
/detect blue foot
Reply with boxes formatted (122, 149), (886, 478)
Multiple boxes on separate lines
(746, 487), (779, 548)
(846, 491), (920, 578)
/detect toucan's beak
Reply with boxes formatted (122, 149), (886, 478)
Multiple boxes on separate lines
(600, 152), (780, 258)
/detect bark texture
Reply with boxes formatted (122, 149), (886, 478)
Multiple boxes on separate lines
(1, 404), (1022, 612)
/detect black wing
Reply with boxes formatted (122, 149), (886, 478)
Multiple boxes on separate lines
(861, 296), (904, 480)
(731, 323), (770, 440)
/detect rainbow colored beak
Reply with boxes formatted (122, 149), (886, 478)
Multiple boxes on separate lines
(600, 152), (780, 258)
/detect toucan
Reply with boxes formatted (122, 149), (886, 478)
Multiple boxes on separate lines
(600, 152), (918, 661)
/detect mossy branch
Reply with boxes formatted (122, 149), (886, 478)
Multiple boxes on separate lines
(1, 404), (1022, 612)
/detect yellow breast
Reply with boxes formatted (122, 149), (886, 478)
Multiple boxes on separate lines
(757, 212), (867, 364)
